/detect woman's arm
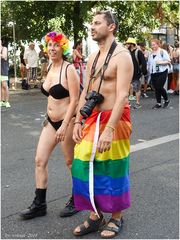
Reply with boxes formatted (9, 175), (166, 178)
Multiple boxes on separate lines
(1, 47), (8, 60)
(156, 49), (171, 65)
(74, 49), (83, 60)
(62, 64), (80, 125)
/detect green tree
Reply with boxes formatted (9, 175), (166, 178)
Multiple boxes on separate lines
(160, 1), (179, 40)
(1, 1), (58, 43)
(1, 0), (178, 45)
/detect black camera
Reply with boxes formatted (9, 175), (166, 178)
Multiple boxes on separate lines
(80, 91), (104, 118)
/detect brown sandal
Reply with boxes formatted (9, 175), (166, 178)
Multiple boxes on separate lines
(73, 214), (106, 236)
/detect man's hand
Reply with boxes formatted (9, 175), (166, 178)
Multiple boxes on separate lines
(73, 123), (83, 143)
(97, 127), (114, 153)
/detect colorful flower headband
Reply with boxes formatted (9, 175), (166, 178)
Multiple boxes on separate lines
(43, 31), (71, 56)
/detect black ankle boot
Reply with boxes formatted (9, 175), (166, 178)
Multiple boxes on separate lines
(59, 195), (80, 217)
(19, 189), (47, 220)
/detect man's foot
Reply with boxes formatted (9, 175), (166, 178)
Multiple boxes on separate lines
(163, 99), (171, 108)
(133, 103), (141, 109)
(59, 196), (80, 217)
(73, 214), (105, 236)
(101, 217), (123, 239)
(19, 201), (47, 220)
(152, 103), (161, 109)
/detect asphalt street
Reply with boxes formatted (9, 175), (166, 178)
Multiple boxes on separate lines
(1, 89), (179, 239)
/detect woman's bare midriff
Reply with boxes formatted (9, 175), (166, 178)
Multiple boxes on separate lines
(47, 96), (70, 121)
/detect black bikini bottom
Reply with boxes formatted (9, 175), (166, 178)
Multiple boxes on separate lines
(47, 115), (76, 131)
(47, 116), (63, 131)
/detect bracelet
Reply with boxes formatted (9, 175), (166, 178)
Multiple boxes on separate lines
(62, 121), (69, 126)
(105, 124), (115, 131)
(74, 121), (82, 125)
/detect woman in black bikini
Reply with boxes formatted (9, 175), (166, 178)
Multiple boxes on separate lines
(20, 32), (80, 219)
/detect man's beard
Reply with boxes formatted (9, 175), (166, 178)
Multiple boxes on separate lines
(92, 33), (106, 42)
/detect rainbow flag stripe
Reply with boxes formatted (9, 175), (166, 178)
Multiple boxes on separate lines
(72, 106), (132, 213)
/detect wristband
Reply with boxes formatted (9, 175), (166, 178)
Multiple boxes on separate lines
(74, 121), (82, 125)
(62, 121), (69, 126)
(105, 124), (115, 131)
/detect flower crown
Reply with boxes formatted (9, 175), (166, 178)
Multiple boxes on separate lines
(44, 31), (71, 56)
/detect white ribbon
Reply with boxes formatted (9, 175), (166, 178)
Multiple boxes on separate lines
(89, 112), (102, 218)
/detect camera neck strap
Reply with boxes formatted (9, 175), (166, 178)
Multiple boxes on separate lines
(88, 40), (117, 93)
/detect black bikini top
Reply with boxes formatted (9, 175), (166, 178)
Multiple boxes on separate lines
(41, 61), (70, 99)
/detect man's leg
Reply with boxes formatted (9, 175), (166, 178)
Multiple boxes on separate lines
(101, 211), (123, 238)
(73, 211), (105, 236)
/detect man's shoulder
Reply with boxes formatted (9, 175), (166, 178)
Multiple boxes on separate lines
(113, 43), (130, 58)
(87, 51), (99, 62)
(116, 43), (128, 51)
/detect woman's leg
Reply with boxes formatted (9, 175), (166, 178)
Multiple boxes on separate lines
(2, 81), (8, 101)
(35, 122), (57, 188)
(160, 88), (168, 101)
(19, 122), (57, 220)
(59, 118), (79, 217)
(1, 80), (9, 102)
(155, 88), (162, 104)
(1, 82), (5, 101)
(60, 118), (75, 170)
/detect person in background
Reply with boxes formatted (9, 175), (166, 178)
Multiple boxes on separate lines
(161, 42), (173, 91)
(39, 44), (49, 80)
(148, 38), (171, 109)
(0, 39), (10, 108)
(19, 31), (80, 220)
(172, 41), (179, 95)
(126, 37), (147, 109)
(20, 45), (26, 81)
(24, 42), (38, 87)
(138, 42), (151, 98)
(73, 41), (84, 90)
(73, 40), (83, 73)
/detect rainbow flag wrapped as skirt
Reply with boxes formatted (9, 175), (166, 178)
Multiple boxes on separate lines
(72, 105), (132, 213)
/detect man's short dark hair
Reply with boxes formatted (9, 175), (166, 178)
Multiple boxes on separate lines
(94, 10), (119, 35)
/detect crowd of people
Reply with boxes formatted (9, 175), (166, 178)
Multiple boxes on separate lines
(1, 9), (179, 239)
(124, 37), (179, 110)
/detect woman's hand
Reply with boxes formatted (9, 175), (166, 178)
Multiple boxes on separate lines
(55, 122), (68, 142)
(73, 123), (83, 144)
(97, 127), (114, 153)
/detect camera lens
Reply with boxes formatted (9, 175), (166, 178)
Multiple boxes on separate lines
(80, 99), (96, 118)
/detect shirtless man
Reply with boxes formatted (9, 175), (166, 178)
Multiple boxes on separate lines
(72, 10), (133, 239)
